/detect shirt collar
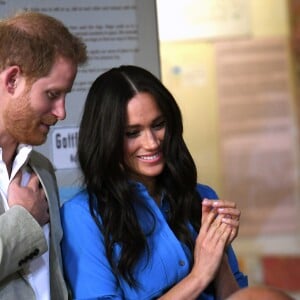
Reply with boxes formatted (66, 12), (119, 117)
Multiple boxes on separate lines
(11, 144), (33, 179)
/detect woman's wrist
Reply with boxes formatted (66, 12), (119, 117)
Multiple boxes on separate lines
(186, 269), (212, 298)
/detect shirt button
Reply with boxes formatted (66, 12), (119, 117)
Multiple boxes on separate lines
(179, 260), (185, 266)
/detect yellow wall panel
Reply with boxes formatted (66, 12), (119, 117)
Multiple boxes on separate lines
(250, 0), (290, 37)
(160, 41), (222, 192)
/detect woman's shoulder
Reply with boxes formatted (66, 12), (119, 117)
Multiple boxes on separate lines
(61, 189), (89, 211)
(196, 183), (219, 199)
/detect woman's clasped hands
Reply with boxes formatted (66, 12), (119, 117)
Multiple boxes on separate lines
(191, 199), (241, 290)
(202, 198), (240, 244)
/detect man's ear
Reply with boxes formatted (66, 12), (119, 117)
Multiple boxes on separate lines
(5, 66), (21, 94)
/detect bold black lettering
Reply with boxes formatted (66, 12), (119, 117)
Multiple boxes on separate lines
(56, 133), (62, 149)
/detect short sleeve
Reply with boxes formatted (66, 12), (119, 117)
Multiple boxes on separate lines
(196, 184), (218, 200)
(227, 246), (248, 287)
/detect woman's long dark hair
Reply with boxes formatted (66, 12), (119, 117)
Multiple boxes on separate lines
(78, 65), (202, 286)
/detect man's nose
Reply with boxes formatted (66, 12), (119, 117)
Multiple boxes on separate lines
(52, 98), (66, 120)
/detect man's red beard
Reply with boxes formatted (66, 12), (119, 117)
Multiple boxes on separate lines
(4, 89), (57, 145)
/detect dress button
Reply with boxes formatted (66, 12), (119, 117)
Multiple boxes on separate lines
(179, 260), (185, 266)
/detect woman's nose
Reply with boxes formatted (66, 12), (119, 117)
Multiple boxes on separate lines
(143, 130), (159, 149)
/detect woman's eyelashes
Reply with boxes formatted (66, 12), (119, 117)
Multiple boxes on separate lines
(153, 119), (166, 130)
(125, 129), (140, 138)
(125, 120), (166, 139)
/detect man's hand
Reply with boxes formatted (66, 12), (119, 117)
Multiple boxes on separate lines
(8, 171), (49, 226)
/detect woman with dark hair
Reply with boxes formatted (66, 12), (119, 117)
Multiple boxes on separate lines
(61, 65), (248, 299)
